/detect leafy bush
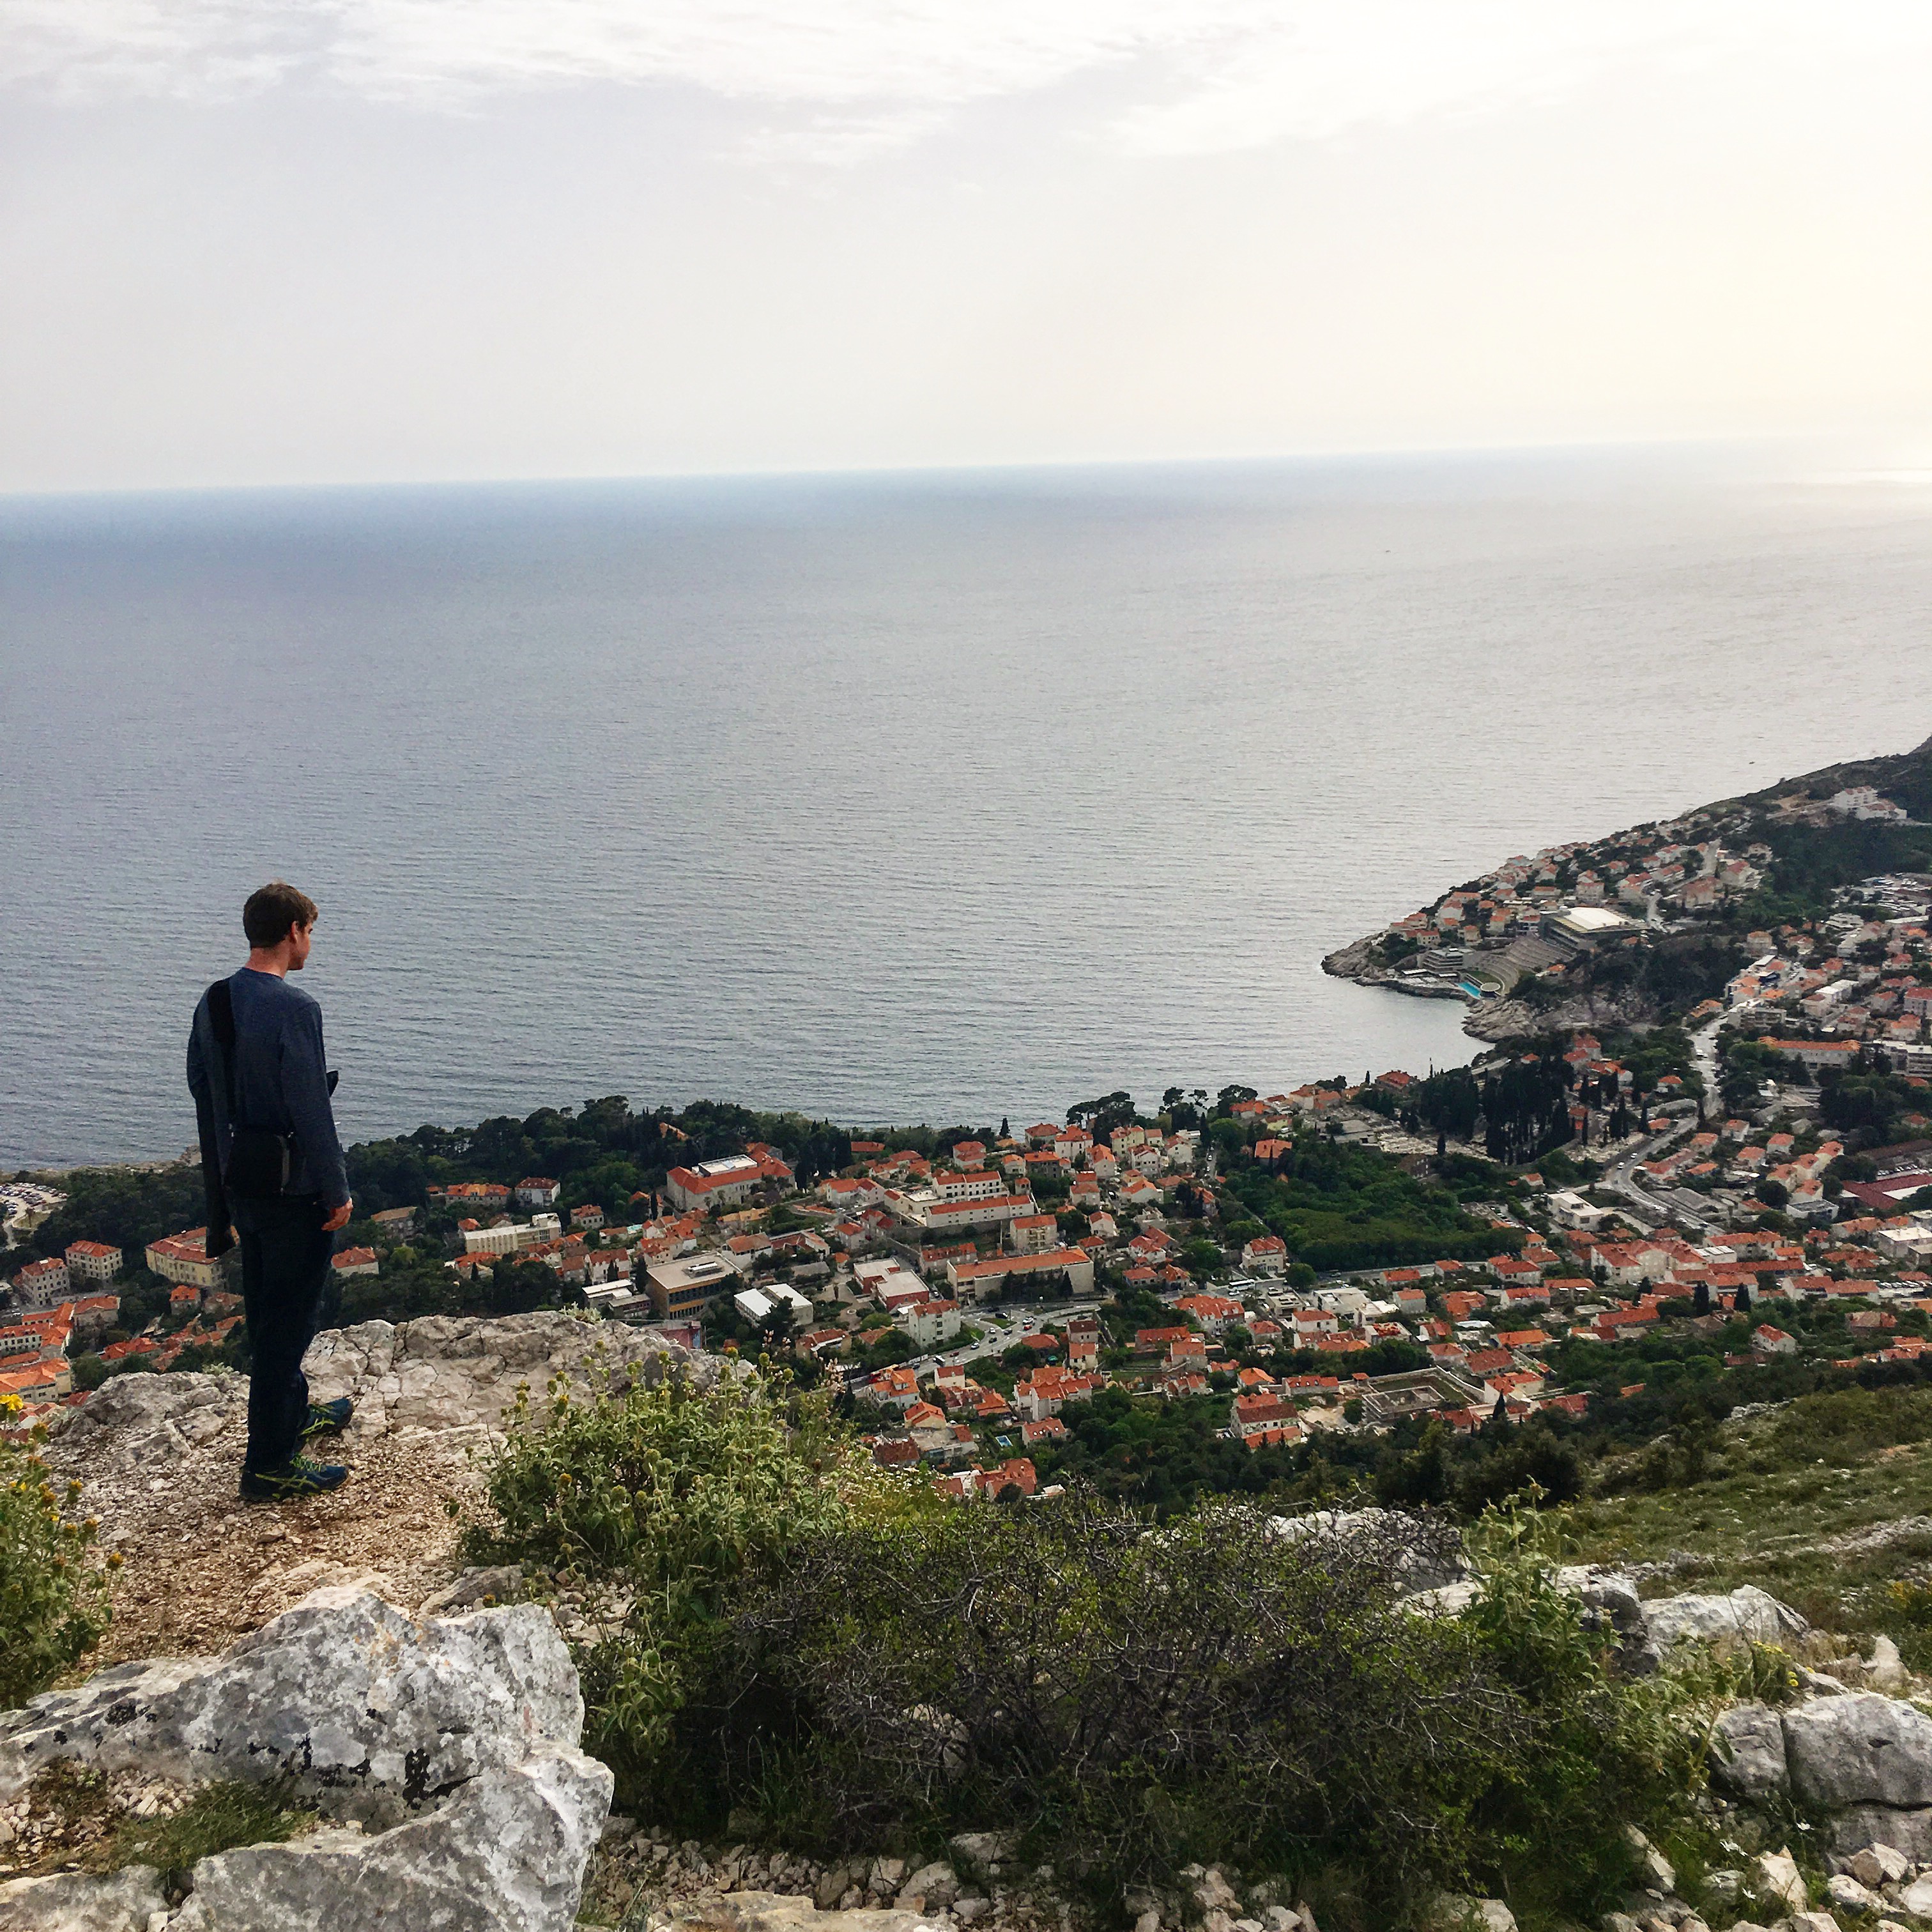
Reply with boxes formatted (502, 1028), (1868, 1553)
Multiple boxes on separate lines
(684, 1498), (1719, 1918)
(694, 1498), (1504, 1901)
(472, 1376), (1724, 1917)
(459, 1365), (896, 1805)
(1457, 1506), (1728, 1923)
(0, 1406), (114, 1706)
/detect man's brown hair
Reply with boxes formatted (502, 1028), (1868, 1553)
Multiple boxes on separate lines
(243, 880), (319, 948)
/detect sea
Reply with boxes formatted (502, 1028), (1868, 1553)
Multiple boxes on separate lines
(3, 447), (1928, 1170)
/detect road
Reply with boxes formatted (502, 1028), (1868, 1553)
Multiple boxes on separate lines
(1597, 1008), (1735, 1232)
(928, 1296), (1111, 1371)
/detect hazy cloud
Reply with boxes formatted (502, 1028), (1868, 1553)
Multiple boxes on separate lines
(3, 0), (1929, 160)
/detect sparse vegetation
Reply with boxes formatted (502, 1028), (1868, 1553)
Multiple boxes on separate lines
(5, 1765), (314, 1886)
(0, 1405), (112, 1707)
(1560, 1382), (1932, 1669)
(459, 1365), (903, 1805)
(473, 1375), (1730, 1922)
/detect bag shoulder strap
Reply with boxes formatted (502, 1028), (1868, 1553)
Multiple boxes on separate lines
(207, 977), (239, 1116)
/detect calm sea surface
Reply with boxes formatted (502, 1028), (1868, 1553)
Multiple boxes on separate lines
(2, 450), (1928, 1169)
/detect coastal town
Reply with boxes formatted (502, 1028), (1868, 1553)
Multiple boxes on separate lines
(6, 750), (1932, 1511)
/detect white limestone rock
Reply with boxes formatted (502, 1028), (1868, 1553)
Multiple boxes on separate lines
(170, 1746), (611, 1932)
(654, 1892), (956, 1932)
(1643, 1585), (1808, 1653)
(0, 1587), (582, 1825)
(1784, 1694), (1932, 1812)
(0, 1585), (611, 1932)
(1430, 1897), (1515, 1932)
(1896, 1876), (1932, 1919)
(1710, 1702), (1790, 1801)
(1844, 1843), (1910, 1887)
(1788, 1913), (1844, 1932)
(894, 1862), (961, 1910)
(0, 1864), (167, 1931)
(1754, 1848), (1808, 1913)
(1828, 1873), (1883, 1914)
(47, 1311), (702, 1473)
(1828, 1806), (1932, 1864)
(1623, 1827), (1675, 1894)
(1869, 1636), (1910, 1695)
(946, 1832), (1016, 1879)
(50, 1371), (240, 1478)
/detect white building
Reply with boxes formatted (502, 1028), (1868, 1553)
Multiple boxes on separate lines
(459, 1214), (561, 1256)
(1829, 786), (1907, 822)
(143, 1231), (226, 1291)
(645, 1252), (738, 1318)
(899, 1296), (964, 1348)
(11, 1256), (70, 1306)
(64, 1240), (123, 1284)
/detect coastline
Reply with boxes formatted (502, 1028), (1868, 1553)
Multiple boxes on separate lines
(1322, 939), (1656, 1047)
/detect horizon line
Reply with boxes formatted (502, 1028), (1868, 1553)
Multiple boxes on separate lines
(0, 429), (1838, 508)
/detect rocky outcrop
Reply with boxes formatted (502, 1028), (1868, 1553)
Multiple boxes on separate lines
(1706, 1685), (1932, 1867)
(53, 1310), (697, 1483)
(1785, 1694), (1932, 1811)
(1710, 1703), (1789, 1802)
(0, 1586), (610, 1931)
(1643, 1584), (1809, 1654)
(0, 1585), (584, 1823)
(42, 1310), (702, 1666)
(0, 1864), (169, 1931)
(1410, 1568), (1777, 1676)
(1319, 936), (1386, 981)
(170, 1749), (611, 1932)
(1272, 1506), (1468, 1595)
(665, 1894), (955, 1932)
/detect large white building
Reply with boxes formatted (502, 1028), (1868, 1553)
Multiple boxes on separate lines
(734, 1282), (813, 1326)
(144, 1230), (226, 1291)
(64, 1240), (123, 1284)
(11, 1256), (70, 1307)
(945, 1247), (1095, 1303)
(887, 1186), (1036, 1234)
(664, 1151), (793, 1214)
(459, 1213), (562, 1255)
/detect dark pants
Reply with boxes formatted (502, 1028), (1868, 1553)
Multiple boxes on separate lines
(233, 1194), (335, 1473)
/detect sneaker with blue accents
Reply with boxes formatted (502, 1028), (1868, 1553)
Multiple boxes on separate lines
(239, 1455), (350, 1503)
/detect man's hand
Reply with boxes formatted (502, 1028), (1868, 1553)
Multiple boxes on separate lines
(322, 1198), (353, 1233)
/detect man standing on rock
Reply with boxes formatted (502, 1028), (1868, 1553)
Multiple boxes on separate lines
(187, 880), (356, 1502)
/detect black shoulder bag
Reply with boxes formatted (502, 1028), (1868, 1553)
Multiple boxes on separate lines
(208, 979), (298, 1200)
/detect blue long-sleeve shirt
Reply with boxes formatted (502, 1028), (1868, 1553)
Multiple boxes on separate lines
(187, 969), (349, 1209)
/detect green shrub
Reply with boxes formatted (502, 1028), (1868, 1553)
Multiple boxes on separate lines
(696, 1497), (1500, 1902)
(0, 1406), (113, 1707)
(473, 1374), (1724, 1917)
(460, 1366), (898, 1805)
(1765, 1386), (1932, 1466)
(1732, 1641), (1802, 1705)
(1457, 1504), (1731, 1923)
(686, 1498), (1719, 1918)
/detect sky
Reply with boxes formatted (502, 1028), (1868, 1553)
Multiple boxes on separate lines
(4, 2), (1932, 491)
